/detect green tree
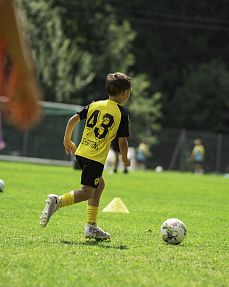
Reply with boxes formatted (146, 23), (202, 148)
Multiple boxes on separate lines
(17, 0), (94, 103)
(16, 0), (162, 141)
(110, 0), (229, 133)
(170, 60), (229, 133)
(52, 0), (136, 104)
(128, 74), (162, 145)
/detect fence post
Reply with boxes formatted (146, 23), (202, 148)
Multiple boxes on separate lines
(169, 129), (186, 170)
(22, 131), (29, 156)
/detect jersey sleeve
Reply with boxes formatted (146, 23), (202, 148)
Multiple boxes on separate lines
(116, 108), (129, 137)
(77, 105), (89, 120)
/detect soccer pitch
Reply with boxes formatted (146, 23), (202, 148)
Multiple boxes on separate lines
(0, 161), (228, 287)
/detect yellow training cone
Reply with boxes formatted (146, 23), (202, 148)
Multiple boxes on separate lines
(102, 197), (129, 213)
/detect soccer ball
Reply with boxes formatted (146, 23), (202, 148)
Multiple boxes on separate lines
(161, 218), (187, 245)
(155, 166), (163, 172)
(0, 179), (5, 192)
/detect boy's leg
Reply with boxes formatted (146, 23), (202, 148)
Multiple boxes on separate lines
(114, 151), (119, 173)
(40, 185), (95, 227)
(88, 176), (105, 208)
(86, 177), (105, 224)
(85, 177), (110, 240)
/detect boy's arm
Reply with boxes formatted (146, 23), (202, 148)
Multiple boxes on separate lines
(63, 113), (80, 155)
(118, 137), (131, 167)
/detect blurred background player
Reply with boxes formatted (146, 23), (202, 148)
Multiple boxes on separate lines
(0, 0), (41, 130)
(190, 138), (205, 174)
(111, 135), (128, 174)
(135, 140), (151, 170)
(40, 72), (131, 241)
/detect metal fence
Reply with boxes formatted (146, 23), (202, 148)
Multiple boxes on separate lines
(1, 102), (228, 173)
(148, 128), (229, 173)
(0, 101), (83, 161)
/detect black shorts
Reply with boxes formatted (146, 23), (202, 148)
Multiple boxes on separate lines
(75, 155), (104, 188)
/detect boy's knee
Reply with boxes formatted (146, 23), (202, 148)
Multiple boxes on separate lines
(82, 186), (95, 199)
(98, 178), (105, 192)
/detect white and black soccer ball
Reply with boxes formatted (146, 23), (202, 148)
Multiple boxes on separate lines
(161, 218), (187, 245)
(0, 179), (5, 192)
(155, 166), (163, 172)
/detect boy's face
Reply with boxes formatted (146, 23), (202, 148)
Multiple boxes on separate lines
(120, 88), (131, 106)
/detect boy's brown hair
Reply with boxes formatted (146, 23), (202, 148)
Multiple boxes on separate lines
(105, 72), (131, 97)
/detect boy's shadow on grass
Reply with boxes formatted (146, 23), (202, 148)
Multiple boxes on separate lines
(60, 239), (128, 250)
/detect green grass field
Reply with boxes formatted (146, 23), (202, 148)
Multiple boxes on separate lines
(0, 161), (228, 287)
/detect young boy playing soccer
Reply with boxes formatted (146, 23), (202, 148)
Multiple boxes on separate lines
(40, 72), (131, 240)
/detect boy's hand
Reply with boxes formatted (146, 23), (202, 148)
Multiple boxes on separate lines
(64, 139), (76, 155)
(122, 157), (131, 167)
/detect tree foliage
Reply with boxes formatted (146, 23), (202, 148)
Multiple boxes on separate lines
(169, 60), (229, 133)
(128, 74), (161, 144)
(17, 0), (94, 102)
(16, 0), (229, 134)
(16, 0), (137, 104)
(16, 0), (162, 144)
(109, 0), (229, 133)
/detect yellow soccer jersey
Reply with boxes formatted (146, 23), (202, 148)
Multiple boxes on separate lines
(192, 145), (205, 161)
(75, 99), (129, 164)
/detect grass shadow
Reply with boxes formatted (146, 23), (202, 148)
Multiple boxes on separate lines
(60, 239), (128, 250)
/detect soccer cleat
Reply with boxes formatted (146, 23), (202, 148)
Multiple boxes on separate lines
(85, 224), (110, 241)
(40, 194), (60, 227)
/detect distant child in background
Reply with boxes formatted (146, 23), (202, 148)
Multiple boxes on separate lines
(111, 135), (128, 174)
(40, 72), (131, 240)
(190, 138), (205, 174)
(135, 140), (151, 170)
